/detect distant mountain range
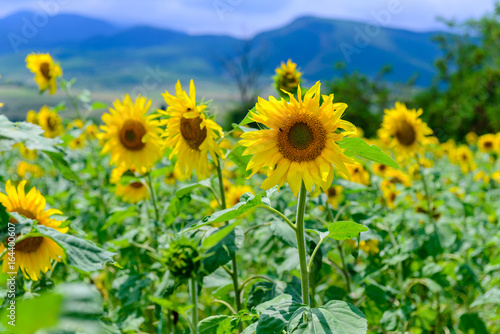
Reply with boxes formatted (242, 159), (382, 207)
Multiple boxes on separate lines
(0, 11), (445, 91)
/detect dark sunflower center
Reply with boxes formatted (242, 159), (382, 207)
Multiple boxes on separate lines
(17, 237), (44, 253)
(277, 114), (326, 162)
(379, 164), (386, 171)
(9, 207), (37, 224)
(180, 116), (207, 150)
(280, 73), (298, 90)
(40, 62), (51, 80)
(47, 115), (58, 131)
(395, 120), (416, 146)
(461, 154), (468, 161)
(328, 187), (337, 197)
(484, 141), (493, 149)
(119, 120), (147, 151)
(390, 192), (397, 202)
(130, 181), (144, 189)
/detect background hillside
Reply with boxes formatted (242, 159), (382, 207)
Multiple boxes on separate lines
(0, 11), (444, 121)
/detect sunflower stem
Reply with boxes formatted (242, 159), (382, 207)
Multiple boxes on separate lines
(416, 155), (434, 225)
(189, 278), (199, 334)
(295, 181), (310, 305)
(216, 158), (242, 312)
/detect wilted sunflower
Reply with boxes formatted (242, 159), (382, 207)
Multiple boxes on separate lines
(38, 106), (64, 138)
(240, 81), (357, 196)
(99, 94), (163, 173)
(379, 102), (434, 159)
(274, 59), (301, 95)
(159, 80), (224, 180)
(0, 180), (67, 280)
(478, 134), (496, 153)
(25, 53), (62, 95)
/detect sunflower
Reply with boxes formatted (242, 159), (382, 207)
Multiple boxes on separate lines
(16, 162), (44, 178)
(359, 239), (380, 255)
(474, 171), (490, 184)
(115, 181), (150, 204)
(99, 94), (163, 173)
(67, 119), (84, 130)
(451, 145), (476, 174)
(465, 132), (478, 146)
(85, 124), (99, 140)
(69, 133), (86, 150)
(378, 102), (434, 160)
(372, 163), (390, 177)
(343, 164), (370, 185)
(478, 134), (496, 153)
(274, 59), (301, 95)
(325, 185), (343, 209)
(381, 179), (400, 209)
(0, 180), (67, 280)
(26, 110), (38, 125)
(38, 106), (64, 138)
(14, 143), (37, 160)
(25, 53), (62, 95)
(240, 81), (357, 196)
(159, 80), (224, 180)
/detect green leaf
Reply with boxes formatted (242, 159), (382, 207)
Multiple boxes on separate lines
(241, 322), (258, 334)
(270, 219), (297, 247)
(1, 292), (63, 334)
(309, 300), (367, 334)
(43, 150), (80, 181)
(257, 301), (307, 334)
(199, 315), (231, 334)
(327, 221), (369, 240)
(234, 107), (255, 128)
(471, 287), (500, 307)
(201, 227), (244, 275)
(254, 294), (293, 314)
(91, 101), (108, 110)
(176, 179), (213, 198)
(228, 145), (252, 176)
(0, 203), (9, 227)
(185, 192), (271, 232)
(458, 313), (488, 334)
(101, 206), (137, 231)
(202, 222), (240, 249)
(36, 225), (115, 273)
(338, 137), (401, 170)
(0, 115), (61, 152)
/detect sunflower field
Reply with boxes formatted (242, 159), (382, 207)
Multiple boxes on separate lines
(0, 48), (499, 334)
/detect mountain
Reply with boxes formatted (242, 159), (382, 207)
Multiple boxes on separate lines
(0, 12), (445, 106)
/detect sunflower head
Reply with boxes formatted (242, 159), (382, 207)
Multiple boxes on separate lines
(379, 102), (434, 160)
(452, 145), (476, 174)
(25, 53), (62, 95)
(14, 143), (37, 160)
(325, 185), (343, 209)
(478, 134), (496, 153)
(85, 124), (99, 140)
(0, 180), (66, 280)
(359, 239), (380, 255)
(99, 94), (164, 173)
(381, 179), (400, 209)
(38, 106), (64, 138)
(465, 132), (478, 145)
(17, 162), (44, 179)
(274, 59), (301, 95)
(344, 164), (370, 185)
(163, 238), (201, 280)
(159, 80), (224, 181)
(69, 133), (87, 150)
(115, 180), (150, 204)
(240, 81), (358, 196)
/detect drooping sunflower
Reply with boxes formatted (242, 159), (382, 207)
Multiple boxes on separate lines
(378, 102), (434, 160)
(99, 94), (164, 173)
(0, 180), (67, 280)
(25, 53), (62, 95)
(240, 81), (357, 196)
(478, 134), (496, 153)
(38, 106), (64, 138)
(274, 59), (301, 95)
(159, 80), (224, 180)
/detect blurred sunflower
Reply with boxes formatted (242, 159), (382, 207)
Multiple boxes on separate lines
(69, 133), (86, 150)
(372, 163), (390, 177)
(17, 162), (44, 178)
(164, 168), (182, 185)
(325, 185), (343, 209)
(474, 171), (490, 184)
(381, 180), (400, 209)
(359, 239), (380, 255)
(115, 181), (150, 204)
(38, 106), (64, 138)
(344, 163), (370, 185)
(240, 81), (357, 196)
(26, 110), (38, 125)
(85, 124), (99, 140)
(441, 139), (456, 158)
(0, 180), (67, 281)
(274, 59), (301, 95)
(386, 169), (412, 187)
(67, 119), (84, 130)
(99, 94), (163, 173)
(465, 132), (478, 145)
(14, 143), (37, 160)
(478, 134), (496, 153)
(378, 102), (434, 160)
(219, 184), (254, 209)
(25, 53), (62, 95)
(159, 80), (224, 180)
(452, 145), (476, 174)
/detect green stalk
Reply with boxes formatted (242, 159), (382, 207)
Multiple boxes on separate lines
(216, 158), (242, 312)
(295, 182), (310, 305)
(189, 278), (199, 334)
(416, 155), (434, 225)
(326, 203), (351, 294)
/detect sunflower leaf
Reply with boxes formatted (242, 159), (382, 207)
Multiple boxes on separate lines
(338, 137), (401, 170)
(234, 107), (255, 128)
(0, 115), (60, 153)
(327, 221), (369, 240)
(42, 150), (81, 181)
(35, 225), (115, 273)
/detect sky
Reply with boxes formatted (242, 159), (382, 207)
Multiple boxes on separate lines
(0, 0), (497, 37)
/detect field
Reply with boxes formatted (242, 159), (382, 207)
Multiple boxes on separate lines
(1, 6), (500, 334)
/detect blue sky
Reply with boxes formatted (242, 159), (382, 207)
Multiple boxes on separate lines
(0, 0), (496, 37)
